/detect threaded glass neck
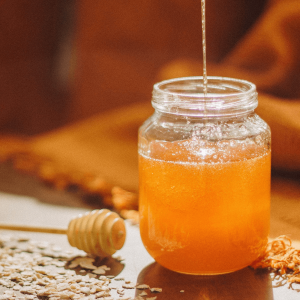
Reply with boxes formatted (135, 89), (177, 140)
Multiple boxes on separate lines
(152, 76), (258, 117)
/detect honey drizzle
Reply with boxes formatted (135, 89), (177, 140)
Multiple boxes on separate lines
(201, 0), (208, 96)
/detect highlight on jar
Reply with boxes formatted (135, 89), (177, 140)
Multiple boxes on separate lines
(138, 76), (271, 275)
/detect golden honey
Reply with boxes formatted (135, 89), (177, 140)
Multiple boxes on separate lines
(139, 141), (270, 274)
(138, 76), (271, 274)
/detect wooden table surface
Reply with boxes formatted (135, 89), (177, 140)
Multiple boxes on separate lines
(0, 162), (300, 299)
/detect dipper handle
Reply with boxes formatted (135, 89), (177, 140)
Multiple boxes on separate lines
(0, 209), (126, 257)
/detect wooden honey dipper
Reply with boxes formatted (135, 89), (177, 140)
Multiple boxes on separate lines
(0, 209), (126, 257)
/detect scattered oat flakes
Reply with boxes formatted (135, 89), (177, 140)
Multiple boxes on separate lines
(136, 284), (149, 290)
(17, 235), (30, 242)
(68, 260), (80, 269)
(92, 268), (106, 275)
(81, 287), (91, 295)
(117, 288), (125, 295)
(68, 257), (96, 270)
(13, 284), (22, 291)
(93, 264), (110, 274)
(150, 288), (162, 293)
(180, 290), (184, 293)
(19, 287), (36, 294)
(0, 233), (162, 300)
(122, 283), (136, 289)
(139, 291), (148, 296)
(79, 260), (97, 270)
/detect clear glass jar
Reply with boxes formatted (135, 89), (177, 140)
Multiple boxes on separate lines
(138, 76), (271, 275)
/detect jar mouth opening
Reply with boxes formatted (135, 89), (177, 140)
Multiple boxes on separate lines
(152, 76), (258, 117)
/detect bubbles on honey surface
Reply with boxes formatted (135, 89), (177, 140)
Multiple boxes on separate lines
(144, 135), (269, 164)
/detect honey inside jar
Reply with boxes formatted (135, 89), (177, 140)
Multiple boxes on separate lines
(138, 77), (271, 275)
(139, 140), (270, 274)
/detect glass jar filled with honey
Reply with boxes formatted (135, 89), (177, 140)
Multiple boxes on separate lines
(138, 76), (271, 275)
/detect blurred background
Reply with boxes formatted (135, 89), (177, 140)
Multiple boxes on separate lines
(0, 0), (299, 196)
(0, 0), (267, 135)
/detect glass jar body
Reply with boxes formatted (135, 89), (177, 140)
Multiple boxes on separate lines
(138, 77), (271, 275)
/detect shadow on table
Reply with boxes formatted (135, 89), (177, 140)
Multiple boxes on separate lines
(65, 255), (124, 277)
(136, 262), (273, 300)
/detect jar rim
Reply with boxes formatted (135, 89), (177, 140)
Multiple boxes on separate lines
(152, 76), (258, 117)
